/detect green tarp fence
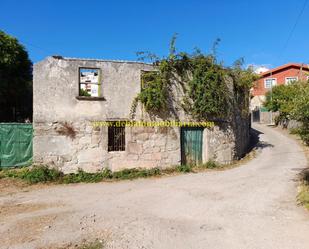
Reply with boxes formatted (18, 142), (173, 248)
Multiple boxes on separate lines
(0, 123), (33, 168)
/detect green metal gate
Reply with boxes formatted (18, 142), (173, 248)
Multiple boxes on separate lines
(181, 127), (203, 165)
(0, 123), (33, 168)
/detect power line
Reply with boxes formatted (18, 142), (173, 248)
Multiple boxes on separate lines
(278, 0), (308, 60)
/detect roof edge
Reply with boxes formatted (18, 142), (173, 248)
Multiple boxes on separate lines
(260, 63), (309, 77)
(53, 56), (153, 65)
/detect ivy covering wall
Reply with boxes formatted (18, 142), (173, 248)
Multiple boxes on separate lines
(132, 36), (258, 122)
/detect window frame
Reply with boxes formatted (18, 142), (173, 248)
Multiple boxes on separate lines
(285, 76), (298, 85)
(77, 67), (106, 101)
(140, 70), (159, 90)
(264, 78), (277, 89)
(107, 122), (126, 152)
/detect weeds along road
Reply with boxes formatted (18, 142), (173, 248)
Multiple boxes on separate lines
(1, 124), (309, 249)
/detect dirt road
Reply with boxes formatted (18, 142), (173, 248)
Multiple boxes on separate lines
(1, 124), (309, 249)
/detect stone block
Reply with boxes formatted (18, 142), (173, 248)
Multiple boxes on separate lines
(127, 142), (143, 154)
(77, 148), (103, 163)
(143, 146), (160, 154)
(34, 135), (72, 156)
(136, 133), (149, 141)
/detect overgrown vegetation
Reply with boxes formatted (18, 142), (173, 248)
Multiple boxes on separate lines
(298, 184), (309, 211)
(133, 35), (258, 120)
(79, 88), (91, 97)
(0, 161), (222, 185)
(0, 166), (62, 184)
(264, 81), (309, 145)
(298, 168), (309, 211)
(76, 240), (104, 249)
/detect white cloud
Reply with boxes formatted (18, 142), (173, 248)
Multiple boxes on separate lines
(246, 64), (271, 74)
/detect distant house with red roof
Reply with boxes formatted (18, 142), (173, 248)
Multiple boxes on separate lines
(250, 63), (309, 110)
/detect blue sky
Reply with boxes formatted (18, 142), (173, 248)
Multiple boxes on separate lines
(1, 0), (308, 68)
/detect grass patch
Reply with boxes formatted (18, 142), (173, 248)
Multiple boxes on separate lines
(77, 240), (104, 249)
(298, 169), (309, 210)
(175, 164), (193, 173)
(0, 160), (224, 185)
(298, 183), (309, 210)
(112, 167), (162, 179)
(61, 168), (112, 184)
(0, 166), (62, 184)
(198, 160), (221, 169)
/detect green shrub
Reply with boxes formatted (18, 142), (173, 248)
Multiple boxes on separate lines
(293, 86), (309, 145)
(202, 160), (220, 169)
(79, 88), (91, 97)
(138, 71), (168, 113)
(0, 161), (225, 184)
(264, 81), (309, 145)
(176, 164), (193, 173)
(298, 184), (309, 210)
(77, 240), (104, 249)
(62, 170), (100, 184)
(112, 167), (161, 180)
(21, 166), (63, 184)
(61, 168), (113, 184)
(195, 160), (221, 170)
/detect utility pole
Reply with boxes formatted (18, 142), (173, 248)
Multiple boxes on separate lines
(270, 71), (275, 126)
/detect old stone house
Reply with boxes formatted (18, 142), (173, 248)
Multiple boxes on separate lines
(33, 56), (250, 173)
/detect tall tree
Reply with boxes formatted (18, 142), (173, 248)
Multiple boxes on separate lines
(0, 30), (32, 122)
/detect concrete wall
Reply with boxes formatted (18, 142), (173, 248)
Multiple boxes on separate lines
(33, 56), (247, 172)
(34, 56), (154, 122)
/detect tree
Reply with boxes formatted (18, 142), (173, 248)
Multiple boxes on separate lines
(0, 30), (32, 122)
(264, 83), (302, 122)
(264, 81), (309, 145)
(292, 84), (309, 145)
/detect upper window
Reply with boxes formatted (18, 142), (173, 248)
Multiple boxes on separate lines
(264, 78), (277, 89)
(140, 70), (158, 89)
(285, 77), (298, 85)
(79, 68), (101, 97)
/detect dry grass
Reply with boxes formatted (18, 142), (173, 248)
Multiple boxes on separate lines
(298, 184), (309, 210)
(273, 126), (309, 211)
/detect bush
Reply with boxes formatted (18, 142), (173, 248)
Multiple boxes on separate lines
(203, 160), (220, 169)
(293, 85), (309, 145)
(20, 166), (63, 184)
(79, 88), (91, 97)
(264, 81), (309, 145)
(176, 164), (193, 173)
(0, 161), (225, 184)
(112, 167), (161, 180)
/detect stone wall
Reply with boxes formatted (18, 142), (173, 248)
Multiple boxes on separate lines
(33, 56), (155, 123)
(34, 120), (236, 173)
(204, 124), (235, 164)
(34, 121), (181, 173)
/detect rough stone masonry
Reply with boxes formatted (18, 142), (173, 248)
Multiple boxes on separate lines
(33, 56), (250, 173)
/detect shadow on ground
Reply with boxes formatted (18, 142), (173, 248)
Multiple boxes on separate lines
(249, 127), (274, 151)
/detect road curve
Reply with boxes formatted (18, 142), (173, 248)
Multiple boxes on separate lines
(1, 124), (309, 249)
